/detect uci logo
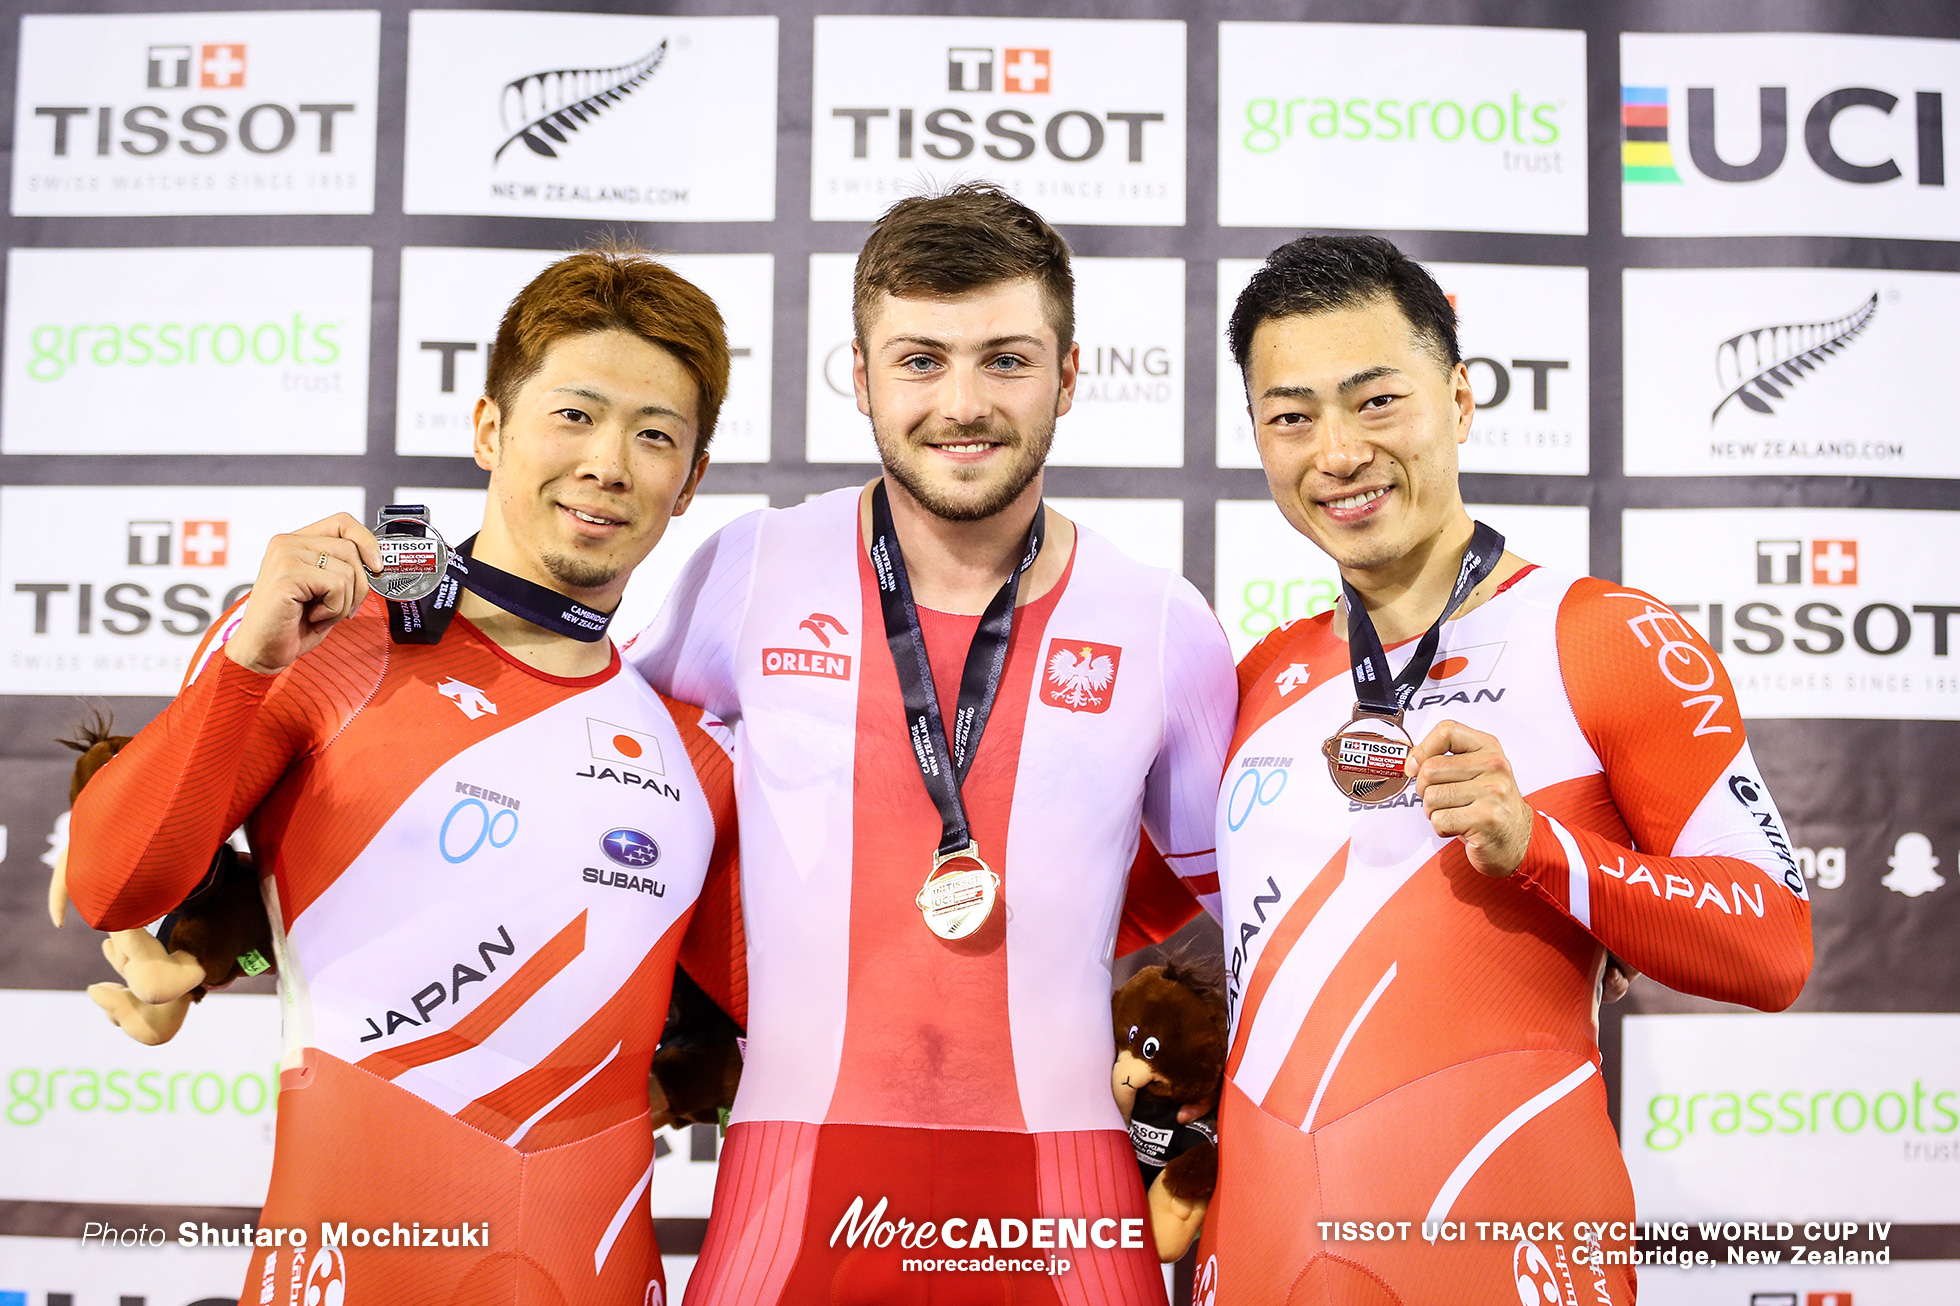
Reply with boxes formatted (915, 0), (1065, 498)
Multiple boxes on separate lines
(1227, 765), (1287, 831)
(440, 797), (518, 864)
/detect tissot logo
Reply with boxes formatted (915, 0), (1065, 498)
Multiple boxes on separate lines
(811, 17), (1184, 225)
(3, 485), (358, 696)
(1625, 268), (1960, 479)
(1623, 508), (1960, 720)
(402, 13), (777, 222)
(1217, 260), (1589, 474)
(395, 248), (773, 463)
(1622, 33), (1960, 238)
(13, 13), (378, 216)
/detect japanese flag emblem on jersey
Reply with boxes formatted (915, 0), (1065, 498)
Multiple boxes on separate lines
(587, 717), (664, 772)
(1041, 638), (1122, 714)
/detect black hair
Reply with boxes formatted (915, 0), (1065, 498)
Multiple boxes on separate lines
(1226, 234), (1460, 376)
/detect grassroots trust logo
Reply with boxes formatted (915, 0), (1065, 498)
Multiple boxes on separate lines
(23, 313), (344, 381)
(494, 43), (667, 164)
(1643, 1080), (1960, 1151)
(1712, 294), (1877, 424)
(1241, 91), (1561, 153)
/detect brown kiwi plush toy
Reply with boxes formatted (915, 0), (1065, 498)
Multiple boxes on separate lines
(1112, 957), (1227, 1262)
(49, 711), (275, 1044)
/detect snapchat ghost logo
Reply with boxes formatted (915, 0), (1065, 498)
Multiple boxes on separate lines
(1882, 833), (1945, 898)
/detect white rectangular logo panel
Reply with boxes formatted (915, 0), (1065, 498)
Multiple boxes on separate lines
(2, 485), (362, 695)
(1625, 268), (1959, 479)
(399, 486), (768, 647)
(1622, 508), (1960, 721)
(12, 10), (380, 216)
(1219, 23), (1587, 234)
(1623, 1013), (1960, 1222)
(403, 11), (777, 221)
(1047, 498), (1183, 575)
(396, 248), (773, 463)
(1621, 33), (1960, 239)
(809, 254), (1183, 466)
(1217, 259), (1588, 475)
(2, 246), (372, 456)
(1215, 499), (1589, 659)
(0, 990), (278, 1205)
(811, 16), (1185, 226)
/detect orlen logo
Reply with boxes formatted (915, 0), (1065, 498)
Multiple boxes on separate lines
(763, 613), (854, 680)
(1670, 537), (1960, 660)
(34, 43), (356, 160)
(832, 46), (1165, 165)
(1621, 82), (1944, 188)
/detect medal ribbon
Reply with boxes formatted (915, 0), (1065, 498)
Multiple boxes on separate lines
(869, 480), (1044, 860)
(1338, 521), (1506, 715)
(387, 534), (614, 645)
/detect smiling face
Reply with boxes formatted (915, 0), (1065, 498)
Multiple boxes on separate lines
(472, 328), (708, 604)
(852, 277), (1077, 523)
(1245, 296), (1475, 580)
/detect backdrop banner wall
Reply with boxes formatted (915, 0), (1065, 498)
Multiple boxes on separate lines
(1, 3), (1955, 1304)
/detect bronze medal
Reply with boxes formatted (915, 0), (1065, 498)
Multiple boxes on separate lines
(1321, 708), (1414, 805)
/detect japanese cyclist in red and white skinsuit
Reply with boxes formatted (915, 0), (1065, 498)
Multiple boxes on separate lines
(66, 251), (744, 1306)
(1191, 235), (1812, 1306)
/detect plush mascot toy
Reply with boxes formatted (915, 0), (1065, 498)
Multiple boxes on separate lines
(1111, 959), (1227, 1262)
(48, 712), (275, 1044)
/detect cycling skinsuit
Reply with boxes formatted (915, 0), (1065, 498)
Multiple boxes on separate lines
(68, 596), (739, 1306)
(626, 487), (1237, 1306)
(1191, 568), (1812, 1306)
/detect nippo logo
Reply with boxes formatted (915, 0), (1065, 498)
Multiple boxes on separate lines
(1041, 638), (1121, 714)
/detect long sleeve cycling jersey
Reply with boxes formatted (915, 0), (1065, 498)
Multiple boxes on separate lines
(624, 486), (1237, 1306)
(1193, 567), (1812, 1306)
(67, 596), (738, 1306)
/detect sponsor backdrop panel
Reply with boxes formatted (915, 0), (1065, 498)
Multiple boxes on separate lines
(1, 4), (1957, 1302)
(811, 16), (1186, 226)
(2, 246), (373, 455)
(397, 247), (774, 461)
(1217, 258), (1589, 474)
(1625, 268), (1956, 480)
(1218, 22), (1589, 234)
(11, 10), (381, 217)
(402, 11), (778, 221)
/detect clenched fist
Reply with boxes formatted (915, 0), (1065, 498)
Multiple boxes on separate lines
(226, 512), (382, 677)
(1405, 720), (1536, 877)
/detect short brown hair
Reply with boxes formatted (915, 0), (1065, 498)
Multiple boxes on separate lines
(852, 183), (1074, 351)
(486, 243), (731, 452)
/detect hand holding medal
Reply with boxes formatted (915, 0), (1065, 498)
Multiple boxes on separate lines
(225, 511), (383, 677)
(1405, 719), (1534, 878)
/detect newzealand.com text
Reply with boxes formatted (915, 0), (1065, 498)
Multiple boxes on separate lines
(1709, 438), (1905, 462)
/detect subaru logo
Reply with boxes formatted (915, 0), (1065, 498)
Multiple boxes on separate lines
(601, 828), (659, 868)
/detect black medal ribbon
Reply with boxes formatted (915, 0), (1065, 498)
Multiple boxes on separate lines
(386, 534), (614, 645)
(1339, 521), (1506, 714)
(869, 480), (1044, 860)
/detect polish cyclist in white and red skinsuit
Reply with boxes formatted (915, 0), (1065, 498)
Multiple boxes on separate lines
(66, 251), (745, 1306)
(1193, 235), (1812, 1305)
(627, 185), (1237, 1306)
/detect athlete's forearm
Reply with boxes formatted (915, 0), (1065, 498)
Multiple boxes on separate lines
(68, 655), (277, 931)
(1514, 812), (1813, 1010)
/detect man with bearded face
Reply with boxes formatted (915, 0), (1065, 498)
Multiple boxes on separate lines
(626, 185), (1237, 1305)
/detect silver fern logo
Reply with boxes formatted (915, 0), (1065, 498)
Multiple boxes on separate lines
(494, 43), (667, 164)
(1711, 293), (1877, 423)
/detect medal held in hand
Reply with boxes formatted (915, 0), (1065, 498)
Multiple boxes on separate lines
(1325, 522), (1505, 805)
(869, 481), (1042, 940)
(366, 504), (450, 602)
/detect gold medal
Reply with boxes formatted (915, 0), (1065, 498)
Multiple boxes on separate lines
(915, 842), (1000, 940)
(1321, 707), (1414, 805)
